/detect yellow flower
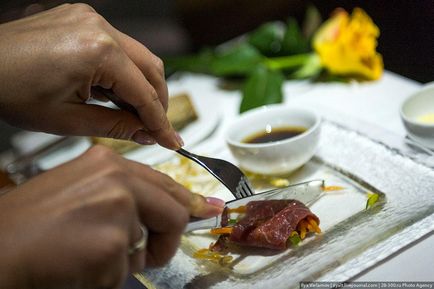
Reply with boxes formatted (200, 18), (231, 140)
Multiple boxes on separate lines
(313, 8), (383, 80)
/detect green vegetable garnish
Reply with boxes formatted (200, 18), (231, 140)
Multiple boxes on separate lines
(228, 219), (238, 225)
(288, 233), (301, 247)
(366, 192), (379, 209)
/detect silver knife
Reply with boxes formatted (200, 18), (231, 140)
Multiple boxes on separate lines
(184, 179), (325, 233)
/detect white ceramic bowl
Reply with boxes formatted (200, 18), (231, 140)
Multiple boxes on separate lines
(226, 105), (321, 175)
(400, 82), (434, 150)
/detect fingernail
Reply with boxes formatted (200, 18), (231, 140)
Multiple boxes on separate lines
(175, 131), (184, 147)
(132, 130), (156, 145)
(205, 197), (225, 207)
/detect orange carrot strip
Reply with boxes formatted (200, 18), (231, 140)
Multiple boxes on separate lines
(210, 227), (233, 235)
(227, 206), (247, 214)
(323, 186), (345, 192)
(298, 220), (307, 239)
(308, 217), (322, 233)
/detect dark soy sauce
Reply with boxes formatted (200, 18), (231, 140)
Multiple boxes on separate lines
(243, 126), (307, 144)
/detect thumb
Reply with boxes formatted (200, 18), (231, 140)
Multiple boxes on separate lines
(189, 193), (225, 219)
(55, 103), (155, 144)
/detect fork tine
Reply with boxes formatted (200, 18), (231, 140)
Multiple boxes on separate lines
(235, 186), (243, 199)
(240, 181), (251, 198)
(238, 185), (246, 198)
(176, 148), (255, 199)
(241, 177), (254, 196)
(246, 183), (254, 196)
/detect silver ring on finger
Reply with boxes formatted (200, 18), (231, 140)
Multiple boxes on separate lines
(128, 224), (148, 255)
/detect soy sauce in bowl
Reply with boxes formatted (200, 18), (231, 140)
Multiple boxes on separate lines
(243, 126), (307, 144)
(226, 105), (321, 175)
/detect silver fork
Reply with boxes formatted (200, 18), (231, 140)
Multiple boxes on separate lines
(94, 87), (255, 199)
(177, 148), (254, 199)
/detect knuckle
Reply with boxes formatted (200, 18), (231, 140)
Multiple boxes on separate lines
(153, 57), (165, 75)
(149, 88), (160, 104)
(76, 30), (118, 63)
(106, 118), (134, 140)
(88, 32), (118, 57)
(147, 108), (170, 133)
(103, 166), (127, 184)
(105, 188), (135, 212)
(136, 88), (159, 109)
(88, 228), (128, 267)
(82, 11), (106, 27)
(70, 3), (95, 13)
(57, 3), (72, 9)
(85, 145), (117, 161)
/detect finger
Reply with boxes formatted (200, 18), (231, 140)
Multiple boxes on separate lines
(105, 26), (169, 111)
(98, 52), (181, 149)
(121, 159), (225, 218)
(127, 177), (188, 266)
(128, 220), (146, 272)
(145, 231), (182, 267)
(190, 193), (225, 218)
(49, 103), (144, 141)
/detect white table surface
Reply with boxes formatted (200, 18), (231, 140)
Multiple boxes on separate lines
(169, 71), (434, 281)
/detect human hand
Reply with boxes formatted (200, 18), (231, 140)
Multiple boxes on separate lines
(0, 3), (181, 149)
(0, 145), (224, 289)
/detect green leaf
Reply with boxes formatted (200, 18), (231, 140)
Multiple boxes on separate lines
(247, 22), (284, 56)
(291, 53), (322, 79)
(164, 48), (214, 75)
(210, 43), (263, 77)
(282, 17), (310, 55)
(366, 192), (379, 210)
(240, 65), (284, 113)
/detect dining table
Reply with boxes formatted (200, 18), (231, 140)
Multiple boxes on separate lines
(280, 71), (434, 282)
(118, 70), (434, 288)
(3, 69), (431, 288)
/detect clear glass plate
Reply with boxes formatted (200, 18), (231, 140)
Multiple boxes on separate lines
(139, 120), (434, 289)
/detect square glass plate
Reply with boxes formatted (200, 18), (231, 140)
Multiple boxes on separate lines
(139, 120), (434, 289)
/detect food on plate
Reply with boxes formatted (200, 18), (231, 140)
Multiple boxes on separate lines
(155, 157), (220, 196)
(365, 192), (379, 209)
(92, 92), (197, 153)
(210, 199), (321, 252)
(166, 92), (198, 131)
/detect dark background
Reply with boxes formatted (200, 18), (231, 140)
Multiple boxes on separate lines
(0, 0), (432, 152)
